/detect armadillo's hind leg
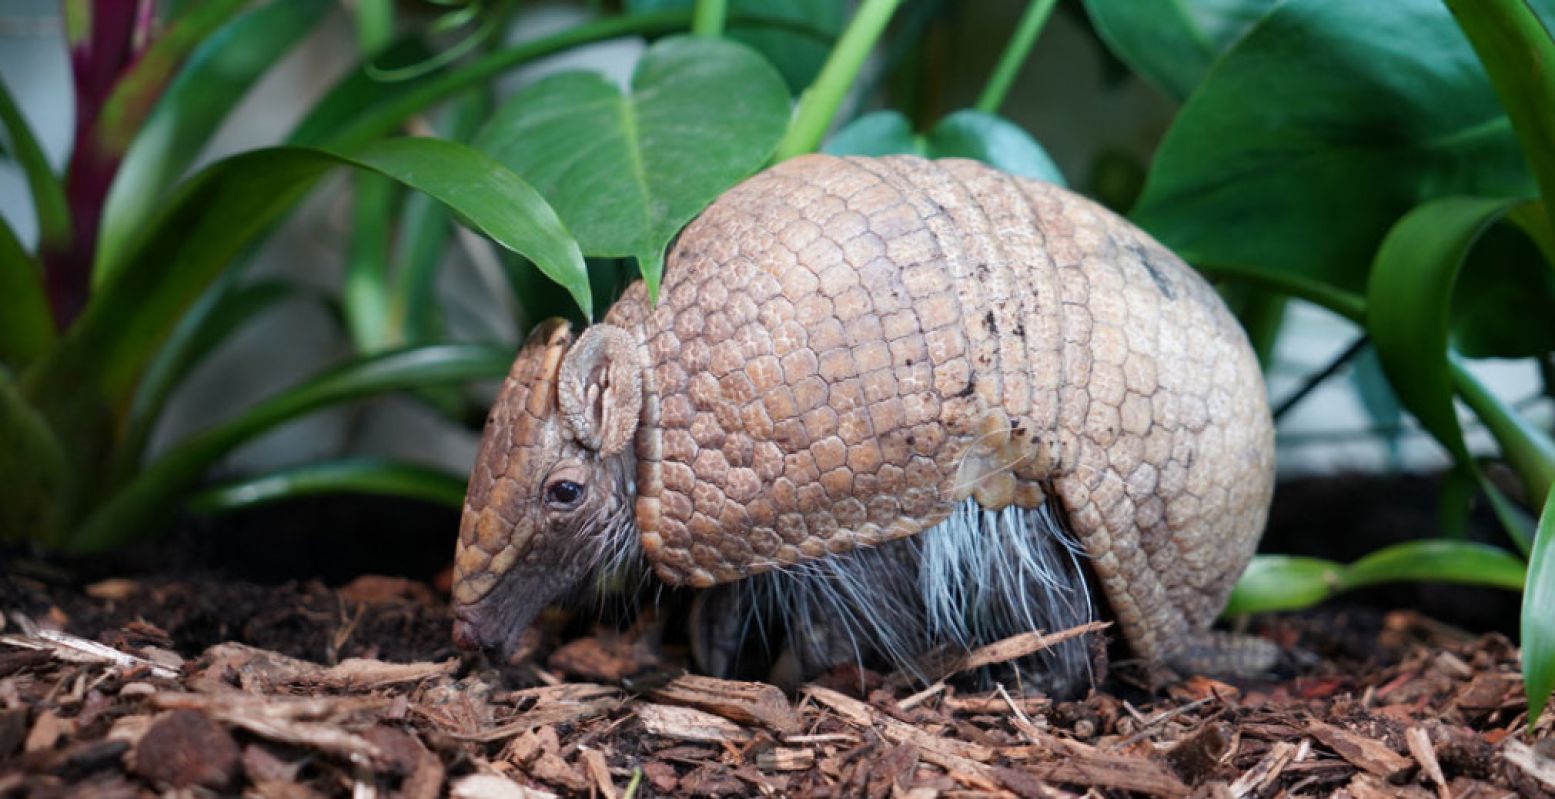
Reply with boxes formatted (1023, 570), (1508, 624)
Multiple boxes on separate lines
(1169, 630), (1281, 678)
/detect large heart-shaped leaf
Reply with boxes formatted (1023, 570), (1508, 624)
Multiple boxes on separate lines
(824, 109), (1065, 185)
(1081, 0), (1277, 101)
(473, 35), (790, 299)
(1132, 0), (1538, 291)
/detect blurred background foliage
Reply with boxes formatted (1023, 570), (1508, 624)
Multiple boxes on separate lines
(0, 0), (1553, 719)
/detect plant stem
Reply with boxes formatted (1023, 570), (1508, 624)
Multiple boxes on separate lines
(774, 0), (904, 161)
(1451, 356), (1555, 508)
(975, 0), (1056, 114)
(321, 10), (691, 150)
(1271, 335), (1368, 421)
(692, 0), (727, 37)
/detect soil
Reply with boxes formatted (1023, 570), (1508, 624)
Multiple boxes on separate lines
(1, 476), (1551, 798)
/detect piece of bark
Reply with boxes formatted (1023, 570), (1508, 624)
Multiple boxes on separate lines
(650, 674), (801, 735)
(1307, 720), (1413, 780)
(1405, 726), (1450, 799)
(641, 760), (680, 793)
(1167, 722), (1232, 785)
(805, 685), (994, 763)
(24, 711), (72, 753)
(945, 622), (1112, 675)
(0, 708), (29, 757)
(1228, 740), (1298, 799)
(581, 748), (616, 799)
(637, 702), (752, 743)
(130, 709), (242, 790)
(526, 750), (590, 793)
(758, 747), (818, 772)
(1020, 739), (1192, 798)
(1503, 739), (1555, 793)
(1344, 772), (1434, 799)
(455, 696), (617, 743)
(450, 773), (559, 799)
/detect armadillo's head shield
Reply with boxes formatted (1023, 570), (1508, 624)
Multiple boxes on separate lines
(451, 319), (643, 659)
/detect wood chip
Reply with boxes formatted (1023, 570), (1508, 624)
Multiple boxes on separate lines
(1, 630), (178, 680)
(1503, 739), (1555, 792)
(1019, 737), (1192, 798)
(637, 702), (752, 743)
(757, 747), (817, 772)
(1307, 720), (1412, 779)
(1406, 726), (1450, 799)
(952, 621), (1112, 675)
(1229, 740), (1298, 798)
(449, 773), (558, 799)
(650, 674), (800, 734)
(805, 685), (994, 763)
(580, 748), (615, 799)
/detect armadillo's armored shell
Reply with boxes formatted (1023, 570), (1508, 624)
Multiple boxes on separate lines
(602, 155), (1275, 663)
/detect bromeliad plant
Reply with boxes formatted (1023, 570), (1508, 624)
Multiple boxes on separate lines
(1078, 0), (1555, 722)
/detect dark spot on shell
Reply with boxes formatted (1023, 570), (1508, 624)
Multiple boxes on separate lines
(905, 435), (916, 446)
(954, 381), (977, 399)
(983, 311), (998, 334)
(1129, 241), (1177, 300)
(1014, 321), (1026, 337)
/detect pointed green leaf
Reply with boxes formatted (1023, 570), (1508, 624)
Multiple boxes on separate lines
(474, 35), (790, 299)
(825, 109), (1065, 185)
(0, 75), (70, 249)
(188, 457), (466, 513)
(71, 343), (512, 551)
(1366, 197), (1555, 533)
(628, 0), (845, 92)
(26, 138), (586, 427)
(1133, 0), (1537, 292)
(1223, 555), (1343, 615)
(96, 0), (329, 282)
(0, 370), (68, 545)
(1338, 540), (1527, 592)
(1446, 0), (1555, 243)
(1081, 0), (1277, 100)
(0, 217), (53, 367)
(1525, 486), (1555, 724)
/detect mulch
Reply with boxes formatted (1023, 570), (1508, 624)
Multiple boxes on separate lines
(1, 568), (1552, 798)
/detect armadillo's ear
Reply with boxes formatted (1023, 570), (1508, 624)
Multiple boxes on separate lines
(558, 324), (642, 457)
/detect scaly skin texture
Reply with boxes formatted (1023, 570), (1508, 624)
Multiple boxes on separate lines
(455, 154), (1275, 670)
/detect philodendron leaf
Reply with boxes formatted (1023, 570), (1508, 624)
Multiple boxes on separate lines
(27, 138), (586, 427)
(96, 0), (329, 283)
(1223, 555), (1342, 615)
(1133, 0), (1538, 292)
(825, 109), (1065, 185)
(71, 344), (512, 552)
(1450, 211), (1555, 359)
(474, 35), (790, 299)
(1081, 0), (1277, 101)
(1526, 486), (1555, 724)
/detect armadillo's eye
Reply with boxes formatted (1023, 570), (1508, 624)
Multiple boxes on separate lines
(545, 479), (585, 508)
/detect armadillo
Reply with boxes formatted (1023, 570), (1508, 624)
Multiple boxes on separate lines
(451, 154), (1277, 688)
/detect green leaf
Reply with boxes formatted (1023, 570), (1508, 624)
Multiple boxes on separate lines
(286, 37), (437, 146)
(1133, 0), (1537, 292)
(310, 11), (694, 152)
(115, 278), (316, 480)
(825, 109), (1065, 185)
(0, 75), (70, 249)
(1526, 486), (1555, 724)
(187, 457), (466, 513)
(1224, 541), (1527, 616)
(1339, 540), (1527, 592)
(70, 344), (512, 552)
(26, 138), (586, 427)
(1449, 214), (1555, 358)
(629, 0), (846, 92)
(0, 217), (53, 367)
(96, 0), (329, 283)
(1446, 0), (1555, 244)
(92, 0), (250, 156)
(1367, 197), (1555, 528)
(345, 173), (398, 352)
(474, 35), (790, 299)
(0, 370), (68, 545)
(1223, 555), (1342, 615)
(1081, 0), (1277, 101)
